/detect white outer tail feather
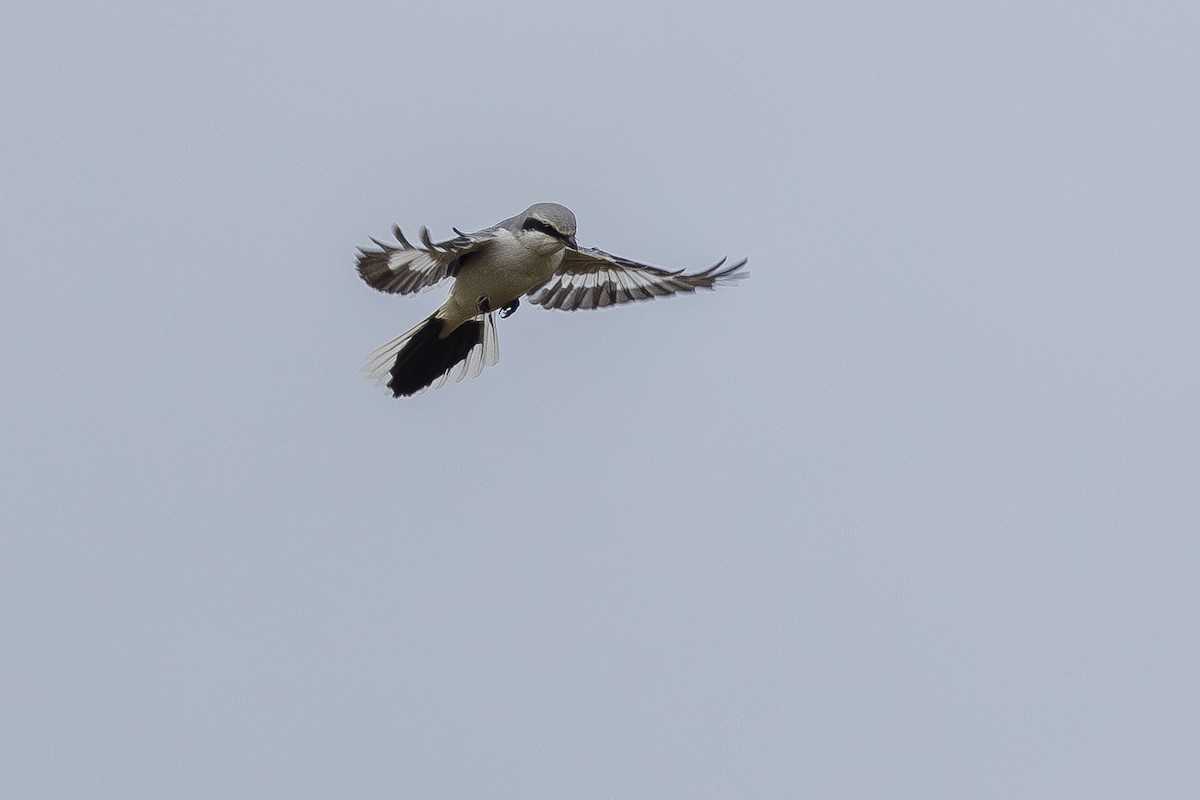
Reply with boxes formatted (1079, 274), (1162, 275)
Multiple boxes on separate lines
(362, 313), (501, 394)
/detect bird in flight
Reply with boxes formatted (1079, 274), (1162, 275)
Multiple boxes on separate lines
(356, 203), (747, 397)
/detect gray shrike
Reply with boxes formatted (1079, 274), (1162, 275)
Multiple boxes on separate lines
(356, 202), (747, 397)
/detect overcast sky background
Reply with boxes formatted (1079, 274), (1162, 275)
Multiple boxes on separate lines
(3, 1), (1198, 797)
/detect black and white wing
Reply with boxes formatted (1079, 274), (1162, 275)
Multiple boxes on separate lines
(527, 246), (747, 311)
(356, 225), (495, 295)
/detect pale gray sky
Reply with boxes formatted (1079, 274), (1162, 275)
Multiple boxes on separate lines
(3, 1), (1198, 797)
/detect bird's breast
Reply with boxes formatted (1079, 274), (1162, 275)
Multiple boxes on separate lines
(448, 232), (563, 314)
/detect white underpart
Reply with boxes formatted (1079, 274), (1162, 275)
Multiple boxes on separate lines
(443, 228), (564, 323)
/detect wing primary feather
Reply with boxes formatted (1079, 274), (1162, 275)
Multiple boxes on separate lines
(627, 271), (655, 300)
(549, 284), (573, 308)
(419, 226), (436, 250)
(612, 268), (638, 303)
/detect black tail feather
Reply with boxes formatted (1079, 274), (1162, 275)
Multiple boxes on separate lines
(387, 316), (485, 397)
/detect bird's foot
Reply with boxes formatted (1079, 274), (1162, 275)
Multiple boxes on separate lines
(476, 295), (492, 314)
(499, 299), (520, 318)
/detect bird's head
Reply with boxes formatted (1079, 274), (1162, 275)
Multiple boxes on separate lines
(518, 203), (578, 250)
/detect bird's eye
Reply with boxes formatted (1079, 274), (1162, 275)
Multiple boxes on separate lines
(522, 218), (556, 236)
(522, 217), (573, 245)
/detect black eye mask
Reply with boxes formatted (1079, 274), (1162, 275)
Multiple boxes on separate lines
(522, 217), (572, 245)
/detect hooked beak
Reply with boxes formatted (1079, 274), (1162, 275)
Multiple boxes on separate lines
(566, 234), (578, 249)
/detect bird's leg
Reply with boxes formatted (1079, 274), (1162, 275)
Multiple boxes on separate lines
(499, 299), (520, 318)
(476, 295), (492, 314)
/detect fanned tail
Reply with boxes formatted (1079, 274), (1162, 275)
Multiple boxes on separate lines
(364, 313), (500, 397)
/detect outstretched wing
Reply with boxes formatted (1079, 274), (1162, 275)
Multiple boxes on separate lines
(527, 246), (747, 311)
(356, 225), (495, 295)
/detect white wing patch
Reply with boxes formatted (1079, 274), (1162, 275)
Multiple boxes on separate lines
(356, 225), (493, 295)
(528, 247), (747, 311)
